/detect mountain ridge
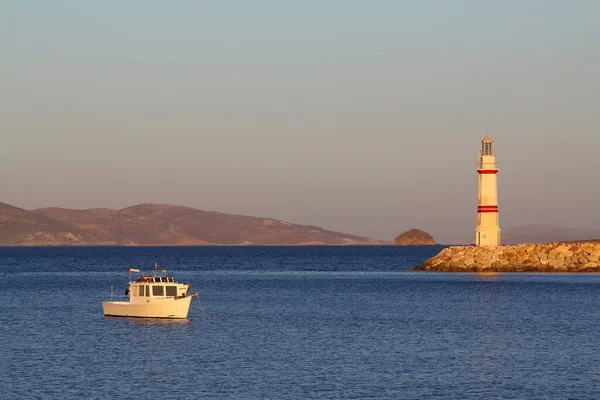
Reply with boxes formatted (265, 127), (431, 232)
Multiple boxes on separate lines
(0, 202), (387, 246)
(0, 202), (100, 245)
(501, 224), (600, 245)
(454, 224), (600, 245)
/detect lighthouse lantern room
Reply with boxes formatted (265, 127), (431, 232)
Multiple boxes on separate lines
(475, 133), (500, 247)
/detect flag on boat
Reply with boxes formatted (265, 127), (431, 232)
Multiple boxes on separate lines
(128, 268), (140, 273)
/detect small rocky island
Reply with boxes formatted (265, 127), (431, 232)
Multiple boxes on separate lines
(394, 229), (438, 246)
(415, 241), (600, 272)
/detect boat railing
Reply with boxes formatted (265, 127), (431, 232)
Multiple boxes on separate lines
(132, 275), (176, 283)
(149, 268), (168, 277)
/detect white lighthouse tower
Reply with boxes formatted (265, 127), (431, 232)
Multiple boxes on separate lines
(475, 133), (500, 246)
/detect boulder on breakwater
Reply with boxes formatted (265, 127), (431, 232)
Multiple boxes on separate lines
(415, 242), (600, 272)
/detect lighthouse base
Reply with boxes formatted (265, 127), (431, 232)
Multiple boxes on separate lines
(475, 229), (500, 247)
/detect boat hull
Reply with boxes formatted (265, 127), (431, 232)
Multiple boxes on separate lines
(102, 296), (193, 319)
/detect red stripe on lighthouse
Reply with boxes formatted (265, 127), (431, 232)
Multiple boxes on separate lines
(477, 205), (498, 213)
(477, 170), (498, 174)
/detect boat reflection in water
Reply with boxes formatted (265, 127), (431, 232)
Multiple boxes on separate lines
(124, 318), (192, 327)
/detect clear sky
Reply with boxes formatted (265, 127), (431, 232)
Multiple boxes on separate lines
(1, 1), (599, 244)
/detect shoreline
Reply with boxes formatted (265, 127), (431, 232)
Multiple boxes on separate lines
(0, 242), (395, 247)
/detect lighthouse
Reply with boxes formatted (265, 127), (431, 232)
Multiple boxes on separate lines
(475, 133), (500, 246)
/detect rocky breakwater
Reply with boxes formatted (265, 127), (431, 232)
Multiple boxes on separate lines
(415, 242), (600, 272)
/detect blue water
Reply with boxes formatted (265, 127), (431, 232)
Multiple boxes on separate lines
(2, 246), (600, 399)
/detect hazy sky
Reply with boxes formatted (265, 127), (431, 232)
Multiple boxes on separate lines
(1, 1), (599, 243)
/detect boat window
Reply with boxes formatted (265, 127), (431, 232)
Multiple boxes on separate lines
(138, 285), (145, 297)
(145, 286), (150, 297)
(161, 277), (168, 282)
(165, 286), (177, 297)
(152, 286), (164, 296)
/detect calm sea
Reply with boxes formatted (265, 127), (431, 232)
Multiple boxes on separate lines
(2, 246), (600, 399)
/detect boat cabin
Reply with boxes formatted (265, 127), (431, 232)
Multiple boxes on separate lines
(126, 269), (190, 300)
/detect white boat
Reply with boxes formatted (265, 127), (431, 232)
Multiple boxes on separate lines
(102, 265), (197, 319)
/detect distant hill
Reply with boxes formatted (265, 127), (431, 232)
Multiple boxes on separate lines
(393, 229), (438, 245)
(0, 202), (99, 245)
(0, 202), (387, 246)
(501, 224), (600, 245)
